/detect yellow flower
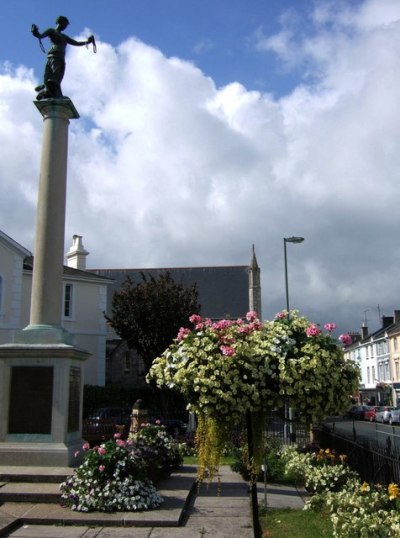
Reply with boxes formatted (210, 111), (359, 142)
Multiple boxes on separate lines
(360, 482), (370, 493)
(388, 483), (400, 500)
(339, 454), (347, 463)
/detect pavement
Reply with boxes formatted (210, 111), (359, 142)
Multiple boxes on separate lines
(0, 465), (306, 538)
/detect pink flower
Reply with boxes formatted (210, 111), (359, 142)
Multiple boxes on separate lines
(220, 345), (235, 356)
(98, 447), (107, 455)
(98, 465), (105, 472)
(177, 327), (191, 341)
(155, 419), (161, 425)
(116, 439), (126, 447)
(324, 323), (337, 332)
(114, 432), (121, 439)
(339, 333), (352, 346)
(306, 324), (322, 337)
(82, 442), (90, 451)
(246, 311), (258, 322)
(189, 314), (202, 325)
(275, 311), (287, 319)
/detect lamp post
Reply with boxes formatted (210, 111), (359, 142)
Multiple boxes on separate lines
(284, 236), (305, 316)
(283, 236), (304, 443)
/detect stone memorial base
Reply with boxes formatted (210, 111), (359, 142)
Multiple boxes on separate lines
(0, 329), (89, 466)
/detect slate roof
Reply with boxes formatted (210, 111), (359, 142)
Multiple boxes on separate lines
(90, 265), (250, 320)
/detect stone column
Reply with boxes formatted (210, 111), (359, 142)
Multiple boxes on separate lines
(17, 99), (79, 344)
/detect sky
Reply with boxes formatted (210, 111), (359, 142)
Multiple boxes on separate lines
(0, 0), (399, 337)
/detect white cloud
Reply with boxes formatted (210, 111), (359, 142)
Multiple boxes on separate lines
(2, 0), (400, 335)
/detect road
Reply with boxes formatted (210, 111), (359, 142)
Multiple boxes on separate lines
(322, 418), (400, 448)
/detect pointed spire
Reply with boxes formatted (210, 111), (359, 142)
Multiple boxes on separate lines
(248, 244), (262, 319)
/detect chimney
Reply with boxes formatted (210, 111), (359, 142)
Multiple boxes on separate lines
(66, 235), (89, 270)
(394, 310), (400, 324)
(382, 316), (394, 329)
(361, 323), (368, 340)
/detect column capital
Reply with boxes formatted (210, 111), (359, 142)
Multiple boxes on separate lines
(34, 98), (80, 121)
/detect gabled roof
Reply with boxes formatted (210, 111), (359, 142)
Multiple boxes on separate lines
(90, 265), (250, 320)
(0, 229), (31, 258)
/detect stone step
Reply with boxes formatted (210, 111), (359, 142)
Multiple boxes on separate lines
(0, 481), (62, 503)
(0, 466), (72, 483)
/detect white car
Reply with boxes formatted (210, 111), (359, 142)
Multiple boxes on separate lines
(375, 406), (398, 424)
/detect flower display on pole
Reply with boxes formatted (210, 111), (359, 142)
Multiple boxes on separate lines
(148, 310), (360, 479)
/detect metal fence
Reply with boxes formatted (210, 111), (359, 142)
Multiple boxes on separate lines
(264, 415), (312, 446)
(317, 422), (400, 485)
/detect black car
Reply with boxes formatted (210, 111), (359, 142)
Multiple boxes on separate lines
(345, 405), (369, 420)
(88, 406), (132, 428)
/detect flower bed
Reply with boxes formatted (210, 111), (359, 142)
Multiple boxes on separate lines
(280, 444), (400, 537)
(60, 424), (183, 512)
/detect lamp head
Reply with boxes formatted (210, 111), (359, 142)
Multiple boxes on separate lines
(284, 236), (304, 244)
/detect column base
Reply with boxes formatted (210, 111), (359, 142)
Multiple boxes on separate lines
(13, 324), (74, 345)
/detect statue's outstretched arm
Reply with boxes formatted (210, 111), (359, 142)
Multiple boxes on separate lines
(31, 25), (52, 40)
(64, 34), (92, 47)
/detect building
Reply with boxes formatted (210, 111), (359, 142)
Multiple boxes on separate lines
(0, 230), (112, 386)
(91, 248), (262, 389)
(344, 311), (400, 406)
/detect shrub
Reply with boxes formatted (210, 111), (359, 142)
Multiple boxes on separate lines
(129, 422), (183, 482)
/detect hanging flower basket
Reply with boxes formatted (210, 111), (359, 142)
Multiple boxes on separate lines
(148, 311), (359, 480)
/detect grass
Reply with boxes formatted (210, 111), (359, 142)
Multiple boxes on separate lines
(260, 508), (334, 538)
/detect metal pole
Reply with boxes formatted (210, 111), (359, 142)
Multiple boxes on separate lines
(284, 239), (290, 315)
(246, 411), (262, 538)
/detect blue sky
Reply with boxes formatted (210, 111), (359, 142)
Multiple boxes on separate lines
(1, 0), (399, 336)
(2, 0), (338, 94)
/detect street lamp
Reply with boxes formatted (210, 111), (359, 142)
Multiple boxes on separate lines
(283, 236), (304, 443)
(284, 236), (305, 315)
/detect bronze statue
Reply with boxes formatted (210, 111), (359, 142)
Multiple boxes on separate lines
(31, 16), (96, 100)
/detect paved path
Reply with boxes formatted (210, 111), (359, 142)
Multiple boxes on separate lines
(0, 466), (305, 538)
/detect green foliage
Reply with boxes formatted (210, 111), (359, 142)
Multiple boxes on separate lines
(106, 272), (200, 374)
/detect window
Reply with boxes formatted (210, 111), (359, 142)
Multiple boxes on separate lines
(394, 338), (398, 352)
(367, 367), (370, 384)
(0, 274), (2, 314)
(64, 283), (73, 318)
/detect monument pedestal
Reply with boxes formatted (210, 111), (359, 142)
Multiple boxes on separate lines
(0, 343), (89, 466)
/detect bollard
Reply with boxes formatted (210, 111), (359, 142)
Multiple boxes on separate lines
(130, 399), (148, 434)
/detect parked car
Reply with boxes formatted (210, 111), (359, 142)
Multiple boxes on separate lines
(363, 406), (383, 422)
(374, 406), (400, 425)
(345, 405), (370, 420)
(375, 406), (395, 424)
(88, 406), (132, 428)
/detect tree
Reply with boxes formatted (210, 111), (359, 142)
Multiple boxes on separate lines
(106, 272), (201, 375)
